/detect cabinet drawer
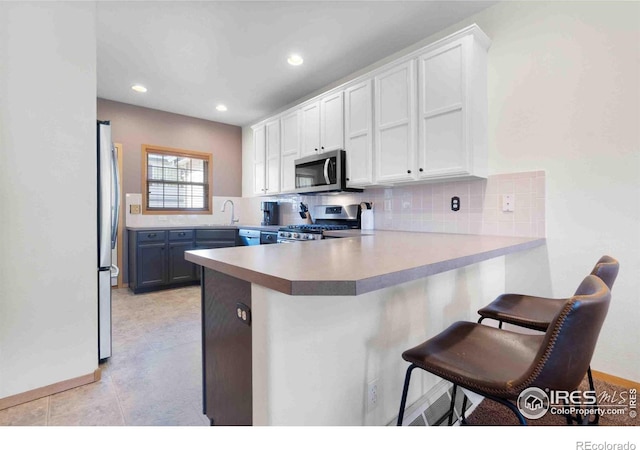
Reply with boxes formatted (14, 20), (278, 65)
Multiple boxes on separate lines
(169, 230), (194, 241)
(196, 229), (237, 241)
(137, 230), (167, 243)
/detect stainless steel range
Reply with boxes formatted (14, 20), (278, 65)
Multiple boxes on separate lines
(277, 204), (360, 243)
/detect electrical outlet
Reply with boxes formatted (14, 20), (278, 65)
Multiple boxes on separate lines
(451, 196), (460, 211)
(367, 380), (378, 411)
(130, 204), (141, 214)
(502, 194), (515, 212)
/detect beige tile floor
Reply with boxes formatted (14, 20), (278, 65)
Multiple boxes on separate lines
(0, 286), (208, 426)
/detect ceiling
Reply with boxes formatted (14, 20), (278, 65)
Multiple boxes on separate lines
(97, 1), (497, 127)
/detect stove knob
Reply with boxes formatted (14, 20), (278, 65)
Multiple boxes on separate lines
(293, 233), (299, 238)
(283, 232), (290, 238)
(306, 234), (314, 240)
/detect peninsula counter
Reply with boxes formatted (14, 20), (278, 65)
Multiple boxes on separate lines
(185, 231), (545, 425)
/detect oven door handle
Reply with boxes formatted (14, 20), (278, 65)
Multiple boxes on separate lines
(323, 158), (331, 184)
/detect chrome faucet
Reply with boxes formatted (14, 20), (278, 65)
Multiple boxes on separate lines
(221, 199), (239, 225)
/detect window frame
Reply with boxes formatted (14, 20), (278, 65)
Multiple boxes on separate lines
(141, 144), (213, 215)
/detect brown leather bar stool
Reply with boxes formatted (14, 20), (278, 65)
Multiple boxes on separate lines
(476, 255), (619, 424)
(396, 275), (611, 426)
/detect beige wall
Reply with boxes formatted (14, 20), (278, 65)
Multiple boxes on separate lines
(97, 98), (242, 198)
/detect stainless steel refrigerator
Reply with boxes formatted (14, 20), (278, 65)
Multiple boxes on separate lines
(97, 120), (120, 361)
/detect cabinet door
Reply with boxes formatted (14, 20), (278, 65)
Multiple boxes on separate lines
(137, 243), (167, 287)
(252, 124), (266, 195)
(265, 119), (280, 194)
(374, 60), (417, 183)
(168, 241), (195, 283)
(280, 110), (300, 193)
(344, 80), (373, 187)
(320, 91), (344, 152)
(418, 39), (467, 178)
(300, 102), (320, 157)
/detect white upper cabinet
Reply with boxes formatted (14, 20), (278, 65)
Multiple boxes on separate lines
(374, 60), (417, 183)
(300, 91), (344, 157)
(248, 25), (490, 193)
(417, 31), (489, 180)
(300, 101), (320, 157)
(252, 119), (281, 196)
(252, 123), (266, 195)
(280, 109), (300, 193)
(265, 118), (281, 194)
(344, 79), (373, 187)
(320, 91), (344, 152)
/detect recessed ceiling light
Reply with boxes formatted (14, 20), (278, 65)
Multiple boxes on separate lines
(216, 104), (227, 112)
(287, 54), (304, 66)
(131, 84), (147, 93)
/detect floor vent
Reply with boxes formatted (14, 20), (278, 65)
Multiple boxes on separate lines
(398, 382), (477, 426)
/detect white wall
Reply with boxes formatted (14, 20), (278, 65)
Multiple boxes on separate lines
(469, 0), (640, 381)
(0, 2), (98, 398)
(243, 1), (640, 382)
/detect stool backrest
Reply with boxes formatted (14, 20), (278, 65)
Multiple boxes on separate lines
(590, 255), (619, 291)
(517, 275), (611, 393)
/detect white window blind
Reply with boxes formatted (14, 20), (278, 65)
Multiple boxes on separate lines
(144, 149), (211, 212)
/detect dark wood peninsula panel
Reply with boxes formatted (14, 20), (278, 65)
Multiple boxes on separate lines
(201, 268), (252, 425)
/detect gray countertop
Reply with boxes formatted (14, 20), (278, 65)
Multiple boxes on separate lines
(185, 230), (545, 296)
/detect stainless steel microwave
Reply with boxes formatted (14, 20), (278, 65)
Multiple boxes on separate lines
(294, 149), (362, 195)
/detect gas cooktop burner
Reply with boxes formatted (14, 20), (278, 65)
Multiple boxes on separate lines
(281, 224), (350, 232)
(277, 204), (361, 242)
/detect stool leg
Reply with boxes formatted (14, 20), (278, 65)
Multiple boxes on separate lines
(587, 366), (600, 425)
(460, 395), (469, 425)
(448, 384), (458, 425)
(397, 364), (417, 426)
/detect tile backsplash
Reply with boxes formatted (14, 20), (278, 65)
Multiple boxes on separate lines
(125, 171), (545, 238)
(281, 171), (546, 238)
(125, 194), (271, 228)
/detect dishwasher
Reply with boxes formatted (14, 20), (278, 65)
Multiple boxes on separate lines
(238, 229), (261, 246)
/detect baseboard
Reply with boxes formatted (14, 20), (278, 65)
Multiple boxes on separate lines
(0, 368), (101, 411)
(592, 370), (640, 390)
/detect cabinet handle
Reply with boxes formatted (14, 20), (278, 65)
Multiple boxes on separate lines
(148, 233), (156, 238)
(314, 148), (318, 152)
(407, 170), (412, 174)
(179, 232), (185, 236)
(321, 146), (324, 150)
(346, 178), (350, 181)
(419, 168), (424, 172)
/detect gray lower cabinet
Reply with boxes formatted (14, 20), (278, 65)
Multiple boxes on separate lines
(128, 228), (237, 294)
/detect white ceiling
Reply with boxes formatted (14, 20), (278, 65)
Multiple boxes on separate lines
(97, 1), (497, 127)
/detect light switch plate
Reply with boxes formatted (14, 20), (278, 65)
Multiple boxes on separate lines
(130, 204), (141, 214)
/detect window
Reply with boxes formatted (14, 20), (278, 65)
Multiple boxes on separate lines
(142, 145), (212, 214)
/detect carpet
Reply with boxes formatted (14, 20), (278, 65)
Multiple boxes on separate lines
(464, 377), (639, 426)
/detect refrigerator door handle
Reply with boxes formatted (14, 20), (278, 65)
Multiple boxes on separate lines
(98, 123), (112, 269)
(111, 144), (120, 250)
